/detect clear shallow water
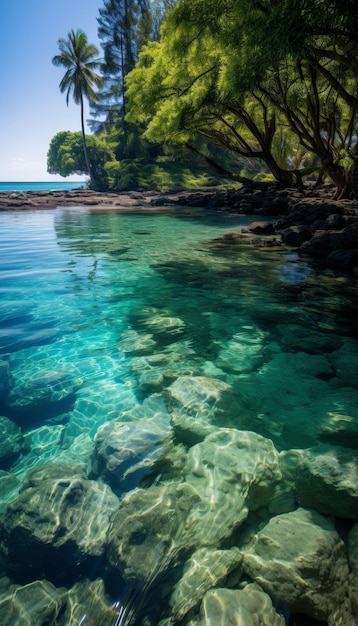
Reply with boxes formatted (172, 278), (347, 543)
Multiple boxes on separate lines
(0, 206), (358, 625)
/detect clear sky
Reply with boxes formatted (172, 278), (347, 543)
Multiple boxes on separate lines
(0, 0), (103, 181)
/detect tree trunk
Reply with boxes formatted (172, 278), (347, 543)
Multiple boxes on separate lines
(263, 152), (297, 187)
(321, 155), (350, 199)
(334, 158), (358, 200)
(80, 94), (96, 189)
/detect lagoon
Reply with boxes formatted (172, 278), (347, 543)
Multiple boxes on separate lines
(0, 205), (357, 625)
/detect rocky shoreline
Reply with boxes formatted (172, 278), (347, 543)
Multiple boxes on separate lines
(1, 183), (358, 272)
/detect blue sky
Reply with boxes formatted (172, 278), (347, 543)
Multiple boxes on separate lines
(0, 0), (103, 181)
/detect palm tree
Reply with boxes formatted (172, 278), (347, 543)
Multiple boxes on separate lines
(52, 29), (103, 188)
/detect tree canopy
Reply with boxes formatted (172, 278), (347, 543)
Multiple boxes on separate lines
(48, 0), (358, 197)
(125, 0), (358, 197)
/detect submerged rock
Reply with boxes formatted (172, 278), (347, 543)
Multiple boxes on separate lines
(0, 416), (24, 464)
(118, 329), (157, 355)
(90, 416), (171, 493)
(242, 507), (349, 622)
(182, 429), (282, 546)
(215, 328), (266, 374)
(295, 444), (358, 519)
(1, 464), (119, 583)
(167, 375), (242, 434)
(5, 358), (81, 416)
(187, 583), (285, 626)
(58, 578), (118, 626)
(0, 577), (65, 625)
(0, 362), (11, 399)
(169, 547), (243, 622)
(107, 481), (200, 585)
(0, 470), (21, 514)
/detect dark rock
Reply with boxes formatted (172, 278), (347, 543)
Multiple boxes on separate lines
(243, 221), (275, 235)
(281, 225), (312, 246)
(285, 199), (343, 225)
(327, 249), (358, 268)
(343, 222), (358, 245)
(300, 231), (345, 256)
(262, 196), (290, 215)
(325, 213), (347, 229)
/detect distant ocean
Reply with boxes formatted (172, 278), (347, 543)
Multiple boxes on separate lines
(0, 181), (86, 192)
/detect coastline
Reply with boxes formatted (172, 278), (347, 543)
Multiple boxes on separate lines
(1, 185), (358, 273)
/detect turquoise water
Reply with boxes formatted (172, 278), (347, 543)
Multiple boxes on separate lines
(0, 206), (357, 624)
(0, 181), (86, 192)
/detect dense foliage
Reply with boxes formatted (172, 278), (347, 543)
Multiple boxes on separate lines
(49, 0), (358, 197)
(47, 131), (115, 190)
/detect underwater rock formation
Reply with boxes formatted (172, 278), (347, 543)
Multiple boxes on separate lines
(241, 507), (349, 623)
(0, 416), (24, 463)
(1, 464), (119, 583)
(169, 547), (243, 622)
(295, 444), (358, 518)
(167, 375), (242, 433)
(186, 583), (285, 626)
(5, 353), (81, 418)
(90, 416), (171, 493)
(182, 429), (282, 546)
(215, 328), (267, 374)
(107, 481), (201, 589)
(58, 578), (118, 625)
(0, 577), (65, 625)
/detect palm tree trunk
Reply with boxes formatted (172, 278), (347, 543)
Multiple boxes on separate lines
(80, 94), (96, 188)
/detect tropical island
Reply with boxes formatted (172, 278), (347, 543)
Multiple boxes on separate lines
(2, 0), (358, 271)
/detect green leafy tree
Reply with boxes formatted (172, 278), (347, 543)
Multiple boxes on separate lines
(211, 0), (358, 197)
(125, 13), (297, 185)
(127, 0), (358, 196)
(47, 131), (115, 190)
(52, 29), (103, 188)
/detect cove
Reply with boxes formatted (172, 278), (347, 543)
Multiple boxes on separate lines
(0, 205), (357, 625)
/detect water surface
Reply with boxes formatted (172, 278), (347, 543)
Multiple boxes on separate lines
(0, 206), (357, 624)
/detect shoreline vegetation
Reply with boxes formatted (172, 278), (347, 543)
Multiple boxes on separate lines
(1, 183), (358, 273)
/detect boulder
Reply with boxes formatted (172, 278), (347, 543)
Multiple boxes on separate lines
(243, 221), (275, 235)
(188, 584), (285, 626)
(0, 577), (65, 626)
(215, 328), (266, 374)
(300, 230), (344, 257)
(0, 470), (21, 514)
(59, 578), (118, 625)
(167, 375), (242, 430)
(1, 464), (119, 584)
(169, 547), (243, 622)
(329, 339), (358, 389)
(6, 356), (81, 416)
(182, 429), (282, 546)
(327, 248), (358, 268)
(118, 329), (156, 355)
(90, 416), (171, 493)
(242, 507), (349, 622)
(107, 482), (200, 584)
(281, 225), (312, 246)
(295, 444), (358, 519)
